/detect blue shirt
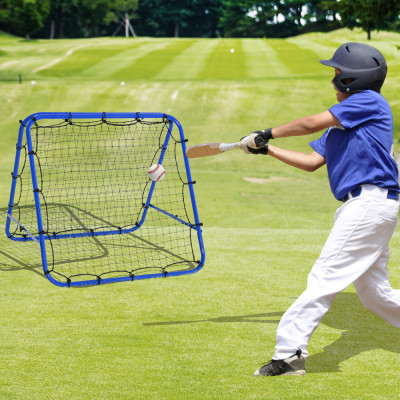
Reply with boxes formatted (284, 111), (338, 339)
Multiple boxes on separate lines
(310, 90), (399, 200)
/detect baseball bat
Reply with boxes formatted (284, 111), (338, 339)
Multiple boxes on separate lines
(185, 142), (241, 158)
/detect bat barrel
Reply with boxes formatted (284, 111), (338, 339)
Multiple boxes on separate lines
(186, 142), (240, 158)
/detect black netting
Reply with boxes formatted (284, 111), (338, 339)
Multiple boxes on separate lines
(7, 117), (202, 285)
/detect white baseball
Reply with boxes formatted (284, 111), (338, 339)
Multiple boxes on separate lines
(147, 164), (165, 181)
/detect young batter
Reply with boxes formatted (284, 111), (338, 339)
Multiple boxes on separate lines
(241, 42), (400, 376)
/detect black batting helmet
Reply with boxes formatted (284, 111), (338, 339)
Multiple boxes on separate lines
(320, 42), (387, 93)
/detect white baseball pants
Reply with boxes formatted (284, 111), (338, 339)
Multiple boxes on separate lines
(274, 184), (400, 359)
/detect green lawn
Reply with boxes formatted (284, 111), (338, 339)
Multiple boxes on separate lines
(1, 28), (400, 399)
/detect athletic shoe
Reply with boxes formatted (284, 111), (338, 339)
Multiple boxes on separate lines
(254, 349), (306, 376)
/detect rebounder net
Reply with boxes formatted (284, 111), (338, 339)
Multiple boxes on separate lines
(5, 113), (205, 287)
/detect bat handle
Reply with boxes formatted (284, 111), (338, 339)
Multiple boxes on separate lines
(219, 142), (241, 153)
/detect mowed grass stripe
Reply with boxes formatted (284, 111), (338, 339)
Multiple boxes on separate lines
(268, 39), (324, 75)
(287, 36), (338, 63)
(38, 47), (129, 77)
(113, 39), (196, 80)
(288, 32), (400, 76)
(198, 39), (247, 80)
(154, 39), (219, 80)
(80, 40), (167, 80)
(243, 38), (291, 79)
(37, 40), (153, 79)
(0, 39), (90, 78)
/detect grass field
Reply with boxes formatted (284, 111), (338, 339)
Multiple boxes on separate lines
(1, 28), (400, 399)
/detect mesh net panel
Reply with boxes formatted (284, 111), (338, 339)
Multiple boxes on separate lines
(7, 116), (201, 285)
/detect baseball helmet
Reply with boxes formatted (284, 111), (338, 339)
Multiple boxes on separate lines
(320, 42), (387, 93)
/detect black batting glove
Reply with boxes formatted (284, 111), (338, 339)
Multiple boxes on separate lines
(252, 128), (273, 148)
(247, 144), (269, 155)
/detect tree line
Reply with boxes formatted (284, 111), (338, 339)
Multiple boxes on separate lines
(0, 0), (399, 40)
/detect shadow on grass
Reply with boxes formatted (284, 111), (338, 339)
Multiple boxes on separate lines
(0, 203), (198, 285)
(0, 228), (44, 279)
(307, 292), (400, 373)
(145, 292), (400, 373)
(143, 312), (283, 326)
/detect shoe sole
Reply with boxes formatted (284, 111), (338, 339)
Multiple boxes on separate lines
(254, 369), (306, 377)
(281, 369), (306, 376)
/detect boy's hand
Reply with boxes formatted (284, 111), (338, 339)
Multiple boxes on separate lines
(240, 129), (273, 151)
(239, 136), (251, 153)
(239, 136), (269, 155)
(248, 128), (273, 148)
(240, 134), (258, 153)
(247, 144), (269, 155)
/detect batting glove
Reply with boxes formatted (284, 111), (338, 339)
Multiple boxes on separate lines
(240, 136), (269, 155)
(239, 136), (252, 154)
(247, 128), (273, 149)
(240, 132), (264, 152)
(247, 144), (269, 155)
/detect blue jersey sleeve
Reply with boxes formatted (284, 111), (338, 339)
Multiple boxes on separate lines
(312, 90), (399, 200)
(329, 90), (382, 129)
(309, 132), (327, 158)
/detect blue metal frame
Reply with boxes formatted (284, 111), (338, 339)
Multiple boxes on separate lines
(6, 112), (205, 287)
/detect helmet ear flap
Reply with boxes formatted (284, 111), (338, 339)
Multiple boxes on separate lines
(333, 71), (357, 93)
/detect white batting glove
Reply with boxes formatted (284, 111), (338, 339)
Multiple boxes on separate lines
(240, 133), (268, 151)
(239, 136), (251, 154)
(240, 134), (260, 152)
(245, 133), (260, 149)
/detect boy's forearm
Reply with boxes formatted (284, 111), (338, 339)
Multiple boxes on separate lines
(267, 145), (325, 172)
(271, 111), (339, 138)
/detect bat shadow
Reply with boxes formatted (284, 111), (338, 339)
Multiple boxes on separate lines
(144, 292), (400, 373)
(143, 311), (283, 326)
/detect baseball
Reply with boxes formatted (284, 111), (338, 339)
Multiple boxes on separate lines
(147, 164), (165, 182)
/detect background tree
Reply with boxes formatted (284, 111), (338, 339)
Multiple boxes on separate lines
(0, 0), (399, 39)
(219, 0), (254, 37)
(322, 0), (400, 40)
(37, 0), (139, 39)
(36, 0), (109, 38)
(219, 0), (338, 38)
(0, 0), (50, 39)
(188, 0), (223, 37)
(135, 0), (192, 37)
(276, 0), (304, 27)
(104, 0), (139, 37)
(135, 0), (222, 37)
(219, 1), (277, 37)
